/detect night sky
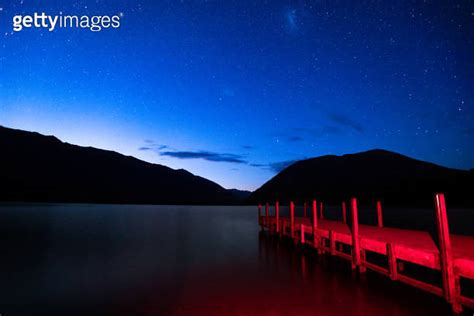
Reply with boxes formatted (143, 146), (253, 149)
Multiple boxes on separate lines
(1, 1), (473, 190)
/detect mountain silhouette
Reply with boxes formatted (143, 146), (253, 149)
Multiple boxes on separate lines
(249, 149), (474, 207)
(227, 188), (252, 200)
(0, 126), (235, 205)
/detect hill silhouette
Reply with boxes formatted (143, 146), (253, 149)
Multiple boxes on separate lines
(249, 149), (474, 207)
(0, 126), (235, 205)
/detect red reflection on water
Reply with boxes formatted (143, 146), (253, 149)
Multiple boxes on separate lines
(113, 232), (451, 316)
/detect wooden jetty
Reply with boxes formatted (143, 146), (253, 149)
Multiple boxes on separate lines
(258, 193), (474, 314)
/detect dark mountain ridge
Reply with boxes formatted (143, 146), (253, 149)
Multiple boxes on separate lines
(228, 188), (252, 200)
(0, 126), (235, 205)
(2, 126), (472, 207)
(249, 149), (474, 207)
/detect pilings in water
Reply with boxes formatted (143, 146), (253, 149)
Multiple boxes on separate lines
(377, 200), (383, 228)
(342, 201), (347, 224)
(435, 193), (459, 313)
(351, 198), (361, 271)
(265, 203), (269, 231)
(290, 201), (295, 238)
(275, 201), (280, 233)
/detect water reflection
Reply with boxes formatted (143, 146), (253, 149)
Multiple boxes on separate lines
(256, 231), (453, 316)
(0, 204), (458, 315)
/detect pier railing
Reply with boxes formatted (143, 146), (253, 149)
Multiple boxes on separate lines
(258, 193), (474, 314)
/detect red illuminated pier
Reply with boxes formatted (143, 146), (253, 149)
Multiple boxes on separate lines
(258, 193), (474, 314)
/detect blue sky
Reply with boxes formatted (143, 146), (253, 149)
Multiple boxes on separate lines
(1, 1), (473, 190)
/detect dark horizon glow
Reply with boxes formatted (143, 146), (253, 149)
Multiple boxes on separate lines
(1, 1), (473, 190)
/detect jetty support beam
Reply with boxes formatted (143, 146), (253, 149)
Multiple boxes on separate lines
(301, 224), (305, 244)
(435, 193), (460, 313)
(377, 200), (383, 227)
(265, 203), (269, 229)
(290, 201), (295, 238)
(312, 199), (318, 249)
(351, 198), (361, 271)
(275, 201), (280, 233)
(342, 201), (347, 223)
(387, 243), (398, 280)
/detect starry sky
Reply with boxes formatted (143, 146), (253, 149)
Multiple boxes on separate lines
(0, 1), (473, 191)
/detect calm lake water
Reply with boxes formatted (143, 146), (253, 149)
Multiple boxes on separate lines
(0, 203), (469, 315)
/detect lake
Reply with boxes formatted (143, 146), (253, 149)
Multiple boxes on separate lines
(0, 203), (464, 315)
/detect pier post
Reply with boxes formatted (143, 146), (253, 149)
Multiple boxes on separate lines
(342, 201), (347, 223)
(304, 202), (307, 218)
(301, 224), (305, 244)
(330, 231), (336, 255)
(265, 203), (269, 229)
(377, 200), (383, 227)
(434, 193), (459, 312)
(290, 201), (295, 238)
(312, 200), (318, 249)
(258, 204), (262, 228)
(320, 201), (324, 219)
(312, 200), (318, 231)
(351, 198), (361, 271)
(275, 201), (280, 234)
(387, 243), (398, 280)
